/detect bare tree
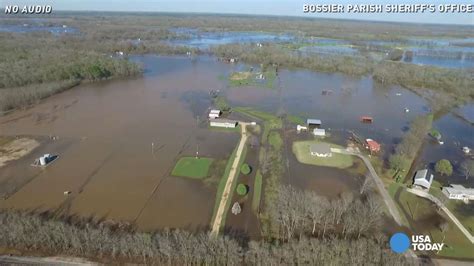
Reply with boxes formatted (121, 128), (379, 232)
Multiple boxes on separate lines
(460, 160), (474, 180)
(359, 175), (374, 195)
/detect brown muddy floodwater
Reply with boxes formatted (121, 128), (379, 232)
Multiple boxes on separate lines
(0, 56), (239, 231)
(1, 55), (473, 233)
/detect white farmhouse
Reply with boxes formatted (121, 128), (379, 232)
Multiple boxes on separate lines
(442, 184), (474, 202)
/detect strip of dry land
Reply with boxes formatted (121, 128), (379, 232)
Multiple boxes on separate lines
(210, 122), (249, 236)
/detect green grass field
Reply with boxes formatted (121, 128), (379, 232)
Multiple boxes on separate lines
(252, 170), (263, 212)
(233, 107), (282, 144)
(171, 157), (214, 179)
(286, 114), (305, 125)
(292, 140), (353, 169)
(268, 131), (283, 150)
(228, 67), (276, 88)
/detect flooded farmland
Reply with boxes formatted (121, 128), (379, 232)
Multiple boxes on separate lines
(1, 54), (473, 234)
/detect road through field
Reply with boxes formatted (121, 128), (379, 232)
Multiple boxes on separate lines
(210, 122), (249, 236)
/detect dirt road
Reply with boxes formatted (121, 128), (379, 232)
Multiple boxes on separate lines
(331, 148), (403, 225)
(210, 122), (249, 236)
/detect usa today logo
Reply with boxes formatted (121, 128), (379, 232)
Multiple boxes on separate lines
(390, 232), (445, 253)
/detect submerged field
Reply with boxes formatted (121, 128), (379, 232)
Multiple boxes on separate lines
(0, 55), (473, 258)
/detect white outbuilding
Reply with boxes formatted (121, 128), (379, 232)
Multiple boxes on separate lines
(413, 169), (434, 190)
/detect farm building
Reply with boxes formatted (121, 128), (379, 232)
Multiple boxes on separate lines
(413, 169), (434, 190)
(307, 119), (322, 127)
(360, 116), (373, 123)
(365, 139), (380, 153)
(210, 119), (238, 128)
(313, 128), (326, 137)
(310, 143), (332, 157)
(209, 109), (222, 119)
(442, 184), (474, 201)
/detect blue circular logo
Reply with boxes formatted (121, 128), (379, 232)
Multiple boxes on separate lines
(390, 232), (410, 253)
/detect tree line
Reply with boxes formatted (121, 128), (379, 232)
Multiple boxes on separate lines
(0, 205), (409, 265)
(389, 114), (433, 179)
(0, 32), (142, 112)
(267, 185), (383, 242)
(212, 43), (473, 112)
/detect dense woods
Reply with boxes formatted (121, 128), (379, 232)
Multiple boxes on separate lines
(0, 32), (143, 112)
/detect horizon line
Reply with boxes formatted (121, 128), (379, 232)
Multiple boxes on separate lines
(26, 9), (474, 27)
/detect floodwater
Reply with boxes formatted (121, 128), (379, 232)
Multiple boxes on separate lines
(415, 112), (474, 187)
(167, 28), (293, 49)
(0, 24), (78, 35)
(0, 56), (238, 231)
(1, 55), (473, 233)
(297, 38), (474, 69)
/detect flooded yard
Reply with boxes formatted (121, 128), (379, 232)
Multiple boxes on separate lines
(0, 54), (472, 234)
(0, 56), (238, 231)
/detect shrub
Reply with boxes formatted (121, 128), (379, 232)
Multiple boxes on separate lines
(435, 159), (453, 176)
(236, 184), (248, 196)
(241, 163), (252, 175)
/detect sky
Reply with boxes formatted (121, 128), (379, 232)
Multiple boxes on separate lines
(2, 0), (474, 25)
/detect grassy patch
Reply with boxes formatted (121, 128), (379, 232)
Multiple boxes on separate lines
(252, 170), (263, 212)
(286, 114), (305, 125)
(292, 140), (353, 169)
(228, 67), (276, 88)
(171, 157), (213, 179)
(268, 131), (283, 150)
(233, 107), (282, 144)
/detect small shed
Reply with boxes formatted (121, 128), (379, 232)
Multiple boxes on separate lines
(413, 169), (434, 190)
(297, 125), (307, 131)
(365, 139), (380, 153)
(209, 109), (222, 119)
(313, 128), (326, 137)
(310, 143), (332, 157)
(307, 119), (322, 127)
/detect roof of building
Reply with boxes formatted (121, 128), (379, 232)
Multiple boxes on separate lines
(210, 109), (221, 114)
(366, 139), (381, 151)
(443, 184), (474, 196)
(210, 119), (238, 124)
(310, 143), (331, 154)
(307, 119), (322, 125)
(313, 128), (326, 135)
(413, 169), (433, 189)
(414, 169), (429, 181)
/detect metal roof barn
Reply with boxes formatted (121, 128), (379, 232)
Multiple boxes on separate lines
(307, 119), (322, 126)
